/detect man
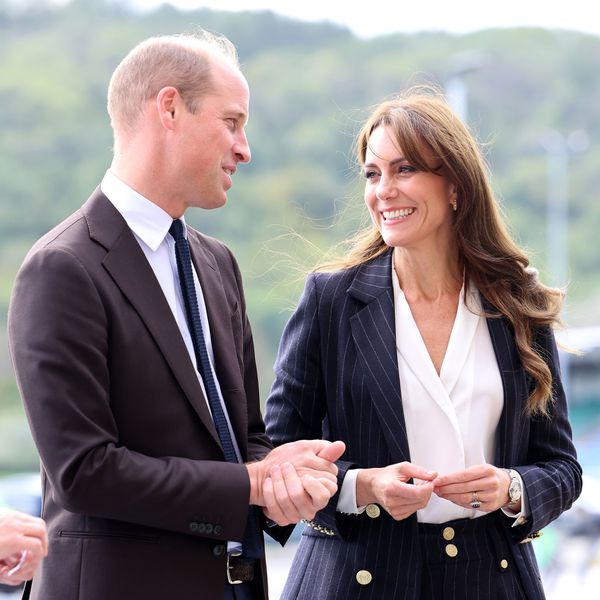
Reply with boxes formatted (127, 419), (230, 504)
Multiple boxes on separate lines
(8, 32), (344, 600)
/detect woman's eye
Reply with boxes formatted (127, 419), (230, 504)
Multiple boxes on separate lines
(364, 170), (379, 180)
(398, 165), (417, 174)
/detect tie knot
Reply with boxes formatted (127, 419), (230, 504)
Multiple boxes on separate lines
(169, 219), (185, 241)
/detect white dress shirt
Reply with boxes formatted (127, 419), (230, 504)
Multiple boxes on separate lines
(338, 265), (526, 525)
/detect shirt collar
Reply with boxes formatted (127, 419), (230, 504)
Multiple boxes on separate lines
(100, 170), (186, 251)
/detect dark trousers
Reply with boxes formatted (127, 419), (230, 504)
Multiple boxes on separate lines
(418, 513), (528, 599)
(223, 582), (259, 600)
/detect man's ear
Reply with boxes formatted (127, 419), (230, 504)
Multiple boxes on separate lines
(156, 86), (179, 130)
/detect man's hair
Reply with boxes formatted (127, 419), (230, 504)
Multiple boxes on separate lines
(107, 31), (239, 135)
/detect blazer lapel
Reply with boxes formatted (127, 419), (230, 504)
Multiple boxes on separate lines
(348, 251), (411, 463)
(187, 229), (249, 458)
(82, 190), (221, 448)
(484, 300), (525, 467)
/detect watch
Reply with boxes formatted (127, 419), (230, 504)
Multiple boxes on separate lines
(503, 468), (522, 507)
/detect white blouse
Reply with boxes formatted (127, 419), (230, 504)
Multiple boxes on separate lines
(393, 270), (503, 523)
(338, 267), (527, 524)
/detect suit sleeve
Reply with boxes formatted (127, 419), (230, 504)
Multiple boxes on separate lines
(265, 274), (356, 542)
(511, 326), (583, 538)
(8, 245), (252, 542)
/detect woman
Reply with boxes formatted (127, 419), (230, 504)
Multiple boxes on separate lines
(264, 88), (582, 599)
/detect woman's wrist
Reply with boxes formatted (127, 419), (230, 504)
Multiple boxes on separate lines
(356, 467), (380, 507)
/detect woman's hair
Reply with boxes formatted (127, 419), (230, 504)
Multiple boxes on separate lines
(320, 87), (563, 416)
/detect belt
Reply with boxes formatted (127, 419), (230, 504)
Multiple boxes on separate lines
(227, 553), (256, 585)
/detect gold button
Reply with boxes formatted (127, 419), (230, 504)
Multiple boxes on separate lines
(366, 504), (381, 519)
(356, 570), (372, 585)
(442, 526), (455, 541)
(445, 543), (458, 558)
(500, 559), (509, 570)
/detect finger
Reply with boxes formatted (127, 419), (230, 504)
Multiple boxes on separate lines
(294, 468), (337, 485)
(262, 476), (291, 526)
(275, 464), (315, 523)
(270, 465), (302, 523)
(398, 463), (437, 482)
(301, 475), (336, 511)
(281, 464), (324, 520)
(433, 465), (493, 487)
(316, 440), (346, 463)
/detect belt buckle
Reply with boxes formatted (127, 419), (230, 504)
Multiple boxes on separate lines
(227, 552), (243, 585)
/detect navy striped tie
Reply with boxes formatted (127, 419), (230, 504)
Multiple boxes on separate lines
(169, 219), (263, 559)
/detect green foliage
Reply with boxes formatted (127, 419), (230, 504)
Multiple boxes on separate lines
(1, 0), (599, 470)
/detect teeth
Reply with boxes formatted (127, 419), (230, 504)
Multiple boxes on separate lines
(383, 208), (414, 220)
(223, 168), (233, 176)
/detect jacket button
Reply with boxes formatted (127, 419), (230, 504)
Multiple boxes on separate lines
(442, 527), (455, 541)
(356, 570), (372, 585)
(205, 524), (214, 534)
(189, 521), (199, 533)
(212, 544), (226, 557)
(500, 559), (509, 570)
(445, 544), (458, 558)
(366, 504), (380, 519)
(214, 525), (223, 536)
(198, 523), (207, 534)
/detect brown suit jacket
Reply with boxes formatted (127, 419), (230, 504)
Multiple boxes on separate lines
(8, 189), (272, 599)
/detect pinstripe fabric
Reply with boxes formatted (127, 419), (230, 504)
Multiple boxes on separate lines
(265, 249), (582, 599)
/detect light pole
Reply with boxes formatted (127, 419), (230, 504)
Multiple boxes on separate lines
(444, 50), (488, 123)
(539, 129), (588, 289)
(539, 129), (588, 398)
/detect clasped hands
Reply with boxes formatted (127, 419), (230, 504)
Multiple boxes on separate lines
(0, 510), (48, 585)
(247, 440), (346, 526)
(356, 462), (512, 521)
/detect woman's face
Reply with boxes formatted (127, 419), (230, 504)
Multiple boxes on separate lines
(363, 125), (457, 252)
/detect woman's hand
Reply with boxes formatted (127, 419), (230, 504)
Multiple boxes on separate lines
(357, 462), (437, 521)
(433, 464), (513, 512)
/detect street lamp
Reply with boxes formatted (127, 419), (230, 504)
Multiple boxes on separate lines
(539, 128), (588, 398)
(444, 50), (488, 123)
(539, 129), (589, 289)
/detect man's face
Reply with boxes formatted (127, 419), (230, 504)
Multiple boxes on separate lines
(173, 57), (251, 211)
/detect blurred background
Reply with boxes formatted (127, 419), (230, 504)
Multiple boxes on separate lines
(1, 0), (599, 597)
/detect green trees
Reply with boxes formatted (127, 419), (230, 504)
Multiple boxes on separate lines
(1, 0), (599, 469)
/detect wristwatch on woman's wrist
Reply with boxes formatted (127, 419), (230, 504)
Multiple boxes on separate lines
(503, 468), (522, 507)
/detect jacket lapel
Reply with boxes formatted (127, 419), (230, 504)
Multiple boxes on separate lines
(187, 229), (249, 459)
(82, 189), (222, 448)
(347, 251), (411, 463)
(484, 301), (525, 467)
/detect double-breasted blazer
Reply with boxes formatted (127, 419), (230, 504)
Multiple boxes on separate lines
(8, 189), (272, 600)
(265, 250), (582, 600)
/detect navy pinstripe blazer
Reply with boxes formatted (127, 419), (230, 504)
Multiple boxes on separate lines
(265, 250), (582, 600)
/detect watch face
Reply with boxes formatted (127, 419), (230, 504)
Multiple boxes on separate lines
(509, 478), (522, 502)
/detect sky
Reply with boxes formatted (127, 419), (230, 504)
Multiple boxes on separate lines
(125, 0), (599, 39)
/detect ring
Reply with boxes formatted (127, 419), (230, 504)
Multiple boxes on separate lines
(470, 492), (481, 509)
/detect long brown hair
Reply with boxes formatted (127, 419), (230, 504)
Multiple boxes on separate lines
(320, 87), (563, 416)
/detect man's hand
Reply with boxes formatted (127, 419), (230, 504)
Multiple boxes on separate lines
(356, 462), (437, 521)
(0, 510), (48, 585)
(247, 440), (345, 525)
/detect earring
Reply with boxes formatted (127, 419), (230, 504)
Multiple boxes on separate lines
(451, 199), (457, 211)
